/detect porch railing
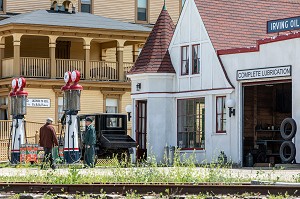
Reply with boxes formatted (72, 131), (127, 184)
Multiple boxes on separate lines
(56, 59), (85, 79)
(21, 57), (50, 78)
(124, 62), (134, 81)
(2, 58), (14, 78)
(90, 61), (118, 81)
(1, 57), (132, 82)
(0, 120), (60, 161)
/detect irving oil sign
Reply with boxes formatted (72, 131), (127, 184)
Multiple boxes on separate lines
(267, 16), (300, 33)
(237, 65), (291, 81)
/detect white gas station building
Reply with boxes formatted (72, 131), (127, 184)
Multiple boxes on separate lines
(128, 0), (300, 166)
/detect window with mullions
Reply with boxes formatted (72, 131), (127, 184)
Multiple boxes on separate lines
(216, 96), (226, 133)
(177, 98), (205, 149)
(192, 44), (200, 74)
(137, 0), (148, 21)
(81, 0), (92, 13)
(181, 46), (189, 75)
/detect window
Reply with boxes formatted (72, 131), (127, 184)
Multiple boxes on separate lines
(216, 96), (226, 133)
(0, 97), (8, 120)
(192, 44), (200, 74)
(181, 46), (189, 75)
(106, 98), (118, 113)
(137, 0), (148, 22)
(0, 0), (3, 11)
(58, 97), (64, 122)
(80, 0), (92, 13)
(106, 116), (123, 128)
(177, 98), (205, 149)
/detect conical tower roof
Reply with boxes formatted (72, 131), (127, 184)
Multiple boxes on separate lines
(129, 5), (175, 74)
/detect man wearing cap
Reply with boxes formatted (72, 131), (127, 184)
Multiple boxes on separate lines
(39, 118), (58, 169)
(83, 117), (96, 168)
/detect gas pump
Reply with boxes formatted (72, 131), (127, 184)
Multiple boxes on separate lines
(61, 70), (83, 164)
(9, 77), (28, 164)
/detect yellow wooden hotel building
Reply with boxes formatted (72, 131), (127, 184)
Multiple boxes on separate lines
(0, 0), (182, 124)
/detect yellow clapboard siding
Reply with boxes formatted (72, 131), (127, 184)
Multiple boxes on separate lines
(25, 88), (56, 124)
(150, 0), (180, 24)
(5, 1), (180, 24)
(7, 0), (50, 13)
(121, 92), (132, 136)
(80, 90), (103, 114)
(105, 46), (133, 62)
(93, 0), (135, 22)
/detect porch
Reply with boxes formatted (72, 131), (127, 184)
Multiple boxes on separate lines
(2, 57), (134, 81)
(0, 33), (145, 82)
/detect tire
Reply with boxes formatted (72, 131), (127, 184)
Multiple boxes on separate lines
(280, 118), (297, 140)
(280, 141), (296, 163)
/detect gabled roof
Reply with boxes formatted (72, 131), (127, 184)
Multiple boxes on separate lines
(0, 10), (151, 32)
(195, 0), (300, 50)
(129, 6), (175, 74)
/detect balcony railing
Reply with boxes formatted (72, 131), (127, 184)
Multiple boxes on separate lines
(124, 62), (134, 81)
(90, 61), (118, 81)
(21, 57), (50, 78)
(56, 59), (85, 79)
(2, 58), (14, 78)
(1, 57), (134, 81)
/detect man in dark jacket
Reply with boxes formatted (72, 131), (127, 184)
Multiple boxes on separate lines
(84, 117), (96, 168)
(39, 118), (58, 169)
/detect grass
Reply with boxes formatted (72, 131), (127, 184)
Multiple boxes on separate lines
(0, 151), (296, 185)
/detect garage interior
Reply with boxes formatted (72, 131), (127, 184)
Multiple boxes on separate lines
(243, 82), (292, 166)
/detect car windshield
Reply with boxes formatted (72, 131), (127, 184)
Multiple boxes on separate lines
(106, 116), (123, 128)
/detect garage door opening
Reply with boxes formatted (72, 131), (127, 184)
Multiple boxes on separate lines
(243, 82), (292, 166)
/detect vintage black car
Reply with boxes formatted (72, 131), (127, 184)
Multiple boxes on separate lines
(77, 113), (136, 159)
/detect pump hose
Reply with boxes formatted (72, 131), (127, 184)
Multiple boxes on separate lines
(10, 119), (18, 164)
(7, 121), (14, 163)
(24, 119), (28, 144)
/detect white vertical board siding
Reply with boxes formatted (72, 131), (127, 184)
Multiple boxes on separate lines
(169, 0), (232, 92)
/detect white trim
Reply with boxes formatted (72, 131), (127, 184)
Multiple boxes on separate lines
(127, 73), (175, 79)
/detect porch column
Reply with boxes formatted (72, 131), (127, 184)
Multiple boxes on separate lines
(49, 36), (58, 79)
(83, 37), (92, 80)
(13, 34), (23, 76)
(133, 44), (140, 62)
(0, 37), (5, 78)
(117, 39), (126, 81)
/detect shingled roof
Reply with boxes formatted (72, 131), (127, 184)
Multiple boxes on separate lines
(195, 0), (300, 50)
(129, 5), (175, 74)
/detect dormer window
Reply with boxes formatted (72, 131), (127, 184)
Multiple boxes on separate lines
(50, 1), (75, 13)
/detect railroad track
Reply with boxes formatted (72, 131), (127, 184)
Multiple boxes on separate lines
(0, 183), (300, 196)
